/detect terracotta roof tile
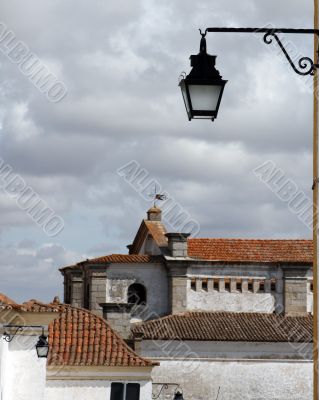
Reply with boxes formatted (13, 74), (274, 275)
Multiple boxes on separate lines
(129, 219), (168, 254)
(0, 298), (60, 312)
(144, 220), (168, 248)
(188, 239), (313, 263)
(0, 293), (16, 305)
(85, 254), (162, 264)
(59, 264), (78, 272)
(0, 296), (155, 367)
(60, 254), (163, 271)
(131, 312), (313, 343)
(48, 304), (156, 367)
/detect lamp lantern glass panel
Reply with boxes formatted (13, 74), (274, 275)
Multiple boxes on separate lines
(180, 80), (191, 117)
(36, 335), (49, 358)
(188, 84), (223, 111)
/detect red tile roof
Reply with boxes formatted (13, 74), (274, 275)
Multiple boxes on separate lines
(145, 220), (167, 248)
(188, 239), (313, 263)
(129, 221), (148, 254)
(131, 312), (312, 343)
(60, 254), (163, 272)
(48, 304), (156, 367)
(0, 295), (155, 367)
(61, 238), (313, 271)
(129, 219), (167, 254)
(0, 293), (16, 305)
(85, 254), (163, 264)
(0, 298), (60, 313)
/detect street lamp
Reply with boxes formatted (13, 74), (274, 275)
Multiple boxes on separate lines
(179, 25), (319, 400)
(180, 28), (318, 122)
(179, 30), (226, 121)
(35, 331), (49, 358)
(173, 390), (184, 400)
(2, 325), (49, 358)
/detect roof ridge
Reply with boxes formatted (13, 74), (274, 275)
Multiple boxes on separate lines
(140, 310), (312, 319)
(0, 298), (61, 312)
(0, 293), (16, 305)
(189, 238), (312, 241)
(185, 311), (312, 318)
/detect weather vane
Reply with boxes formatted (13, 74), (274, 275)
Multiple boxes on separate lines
(149, 184), (167, 207)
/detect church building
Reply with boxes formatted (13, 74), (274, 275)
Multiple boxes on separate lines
(59, 206), (314, 399)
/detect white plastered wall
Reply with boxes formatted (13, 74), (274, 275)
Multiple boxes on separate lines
(2, 335), (47, 400)
(151, 359), (312, 400)
(186, 264), (284, 313)
(45, 379), (152, 400)
(139, 340), (312, 400)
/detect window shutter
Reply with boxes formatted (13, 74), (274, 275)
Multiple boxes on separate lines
(111, 383), (124, 400)
(125, 383), (140, 400)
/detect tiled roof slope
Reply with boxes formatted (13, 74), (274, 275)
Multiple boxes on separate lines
(85, 254), (163, 264)
(0, 293), (16, 305)
(60, 254), (163, 272)
(188, 239), (313, 263)
(0, 298), (60, 313)
(131, 312), (312, 343)
(145, 220), (167, 247)
(0, 294), (155, 367)
(48, 304), (156, 367)
(129, 220), (149, 254)
(129, 219), (167, 254)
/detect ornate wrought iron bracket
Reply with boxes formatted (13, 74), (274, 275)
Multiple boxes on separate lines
(263, 32), (317, 75)
(3, 326), (25, 342)
(2, 325), (43, 342)
(152, 383), (181, 399)
(204, 27), (319, 76)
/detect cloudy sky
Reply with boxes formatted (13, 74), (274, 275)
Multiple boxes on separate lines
(0, 0), (315, 302)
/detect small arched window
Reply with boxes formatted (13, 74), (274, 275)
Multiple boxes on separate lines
(128, 283), (147, 305)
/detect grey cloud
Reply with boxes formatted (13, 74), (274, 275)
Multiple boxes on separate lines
(0, 242), (80, 303)
(0, 0), (314, 300)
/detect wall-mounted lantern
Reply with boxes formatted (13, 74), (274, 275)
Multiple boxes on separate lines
(152, 383), (184, 400)
(173, 390), (184, 400)
(2, 325), (49, 359)
(35, 329), (49, 358)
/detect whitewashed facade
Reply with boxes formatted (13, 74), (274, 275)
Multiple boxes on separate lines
(0, 298), (155, 400)
(138, 340), (312, 400)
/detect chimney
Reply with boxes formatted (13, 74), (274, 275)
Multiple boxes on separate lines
(165, 233), (190, 257)
(100, 303), (133, 340)
(147, 206), (162, 221)
(282, 267), (310, 316)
